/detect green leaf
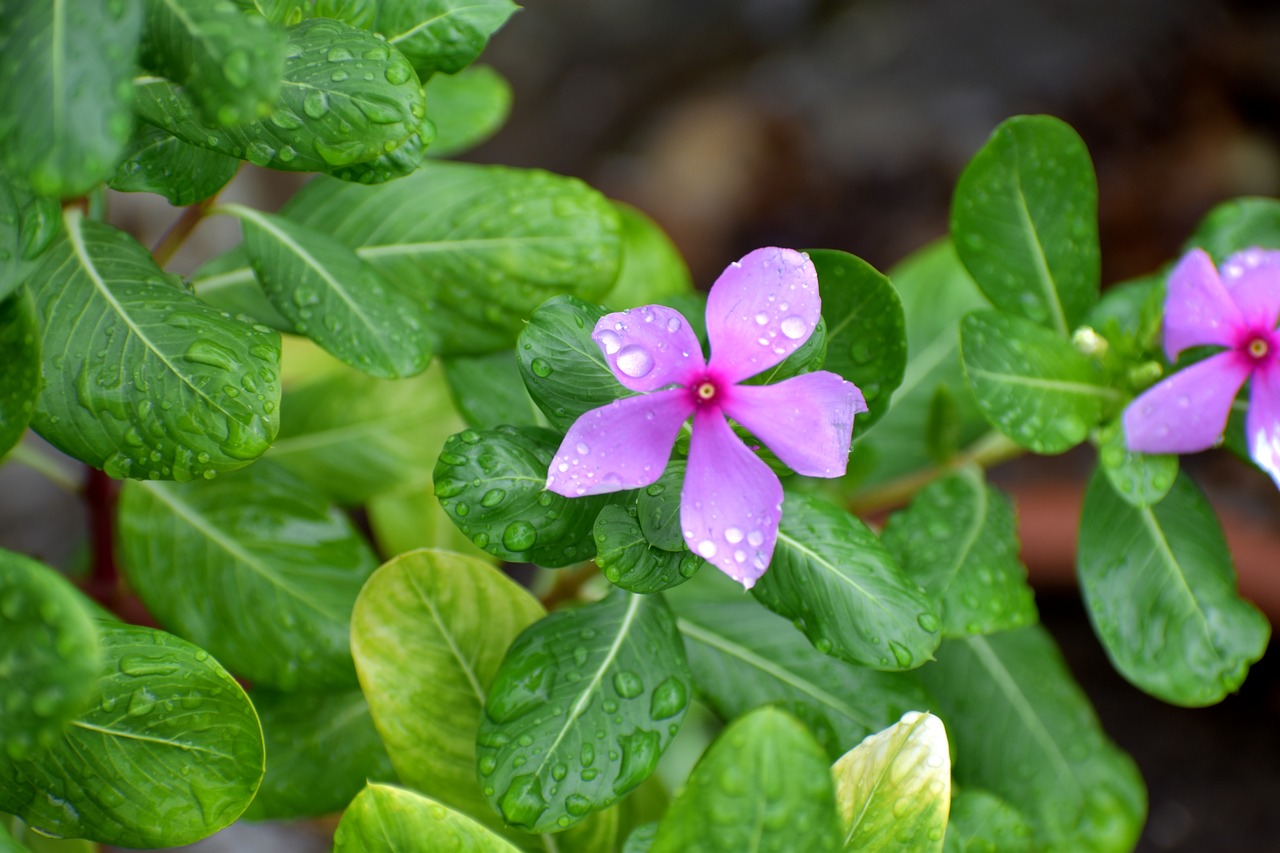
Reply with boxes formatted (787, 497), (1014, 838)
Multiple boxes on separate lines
(28, 210), (281, 480)
(108, 123), (239, 206)
(831, 711), (950, 852)
(594, 504), (703, 593)
(650, 706), (841, 853)
(924, 384), (962, 464)
(1095, 417), (1177, 507)
(117, 460), (379, 690)
(425, 64), (512, 158)
(0, 550), (102, 762)
(240, 688), (394, 821)
(326, 120), (434, 185)
(1186, 196), (1280, 261)
(222, 203), (436, 379)
(139, 0), (285, 126)
(379, 0), (519, 77)
(190, 246), (292, 329)
(669, 580), (935, 760)
(752, 492), (940, 670)
(0, 0), (143, 197)
(604, 203), (693, 310)
(942, 789), (1035, 853)
(809, 249), (906, 434)
(0, 171), (62, 302)
(478, 591), (692, 833)
(0, 621), (264, 848)
(880, 466), (1037, 637)
(134, 19), (425, 174)
(851, 240), (992, 492)
(268, 362), (461, 504)
(368, 485), (499, 563)
(334, 783), (522, 853)
(233, 0), (306, 26)
(0, 290), (40, 459)
(635, 460), (686, 552)
(274, 162), (622, 354)
(2, 818), (97, 853)
(350, 550), (543, 842)
(312, 0), (379, 29)
(0, 822), (20, 853)
(444, 351), (543, 430)
(518, 296), (629, 431)
(960, 310), (1112, 454)
(950, 115), (1099, 334)
(1077, 468), (1269, 706)
(434, 425), (607, 567)
(744, 314), (829, 387)
(918, 628), (1146, 851)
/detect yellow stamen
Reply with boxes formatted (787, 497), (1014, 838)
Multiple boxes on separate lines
(696, 382), (716, 400)
(1250, 338), (1269, 359)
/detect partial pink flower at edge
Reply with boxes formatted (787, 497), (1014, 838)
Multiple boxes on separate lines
(544, 247), (867, 589)
(1123, 247), (1280, 487)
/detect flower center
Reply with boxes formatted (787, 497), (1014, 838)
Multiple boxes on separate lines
(696, 381), (717, 401)
(1248, 337), (1270, 360)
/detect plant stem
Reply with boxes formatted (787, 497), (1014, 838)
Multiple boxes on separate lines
(4, 440), (83, 492)
(847, 432), (1024, 515)
(84, 468), (121, 607)
(151, 196), (217, 268)
(540, 562), (600, 610)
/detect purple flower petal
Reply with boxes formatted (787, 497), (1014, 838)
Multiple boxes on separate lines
(546, 389), (694, 496)
(722, 371), (865, 478)
(1162, 248), (1244, 361)
(592, 305), (705, 393)
(1220, 248), (1280, 336)
(680, 408), (783, 589)
(704, 247), (822, 384)
(1246, 362), (1280, 488)
(1123, 351), (1251, 454)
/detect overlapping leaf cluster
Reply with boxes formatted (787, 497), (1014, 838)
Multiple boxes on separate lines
(0, 1), (1272, 850)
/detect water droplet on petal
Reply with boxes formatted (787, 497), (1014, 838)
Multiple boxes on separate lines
(747, 530), (764, 547)
(597, 330), (621, 355)
(780, 316), (807, 339)
(616, 345), (654, 378)
(666, 317), (682, 333)
(697, 540), (717, 558)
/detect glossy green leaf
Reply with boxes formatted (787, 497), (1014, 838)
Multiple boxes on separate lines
(241, 688), (394, 821)
(326, 120), (434, 185)
(0, 820), (20, 853)
(108, 123), (239, 206)
(604, 203), (693, 310)
(313, 0), (378, 29)
(744, 315), (829, 387)
(134, 19), (424, 174)
(334, 783), (521, 853)
(851, 240), (992, 492)
(518, 296), (629, 431)
(273, 163), (622, 354)
(942, 789), (1035, 853)
(478, 591), (692, 833)
(0, 171), (62, 302)
(2, 818), (97, 853)
(222, 204), (435, 379)
(0, 550), (101, 762)
(594, 504), (702, 593)
(434, 425), (607, 567)
(368, 485), (498, 563)
(139, 0), (285, 126)
(809, 249), (906, 434)
(379, 0), (519, 77)
(351, 550), (543, 842)
(951, 115), (1099, 334)
(960, 310), (1112, 454)
(117, 460), (379, 689)
(1186, 196), (1280, 261)
(623, 823), (657, 853)
(0, 0), (143, 197)
(0, 621), (264, 848)
(1078, 468), (1269, 706)
(919, 628), (1146, 851)
(444, 351), (543, 430)
(752, 492), (940, 671)
(190, 246), (292, 329)
(1095, 417), (1177, 507)
(634, 460), (687, 552)
(669, 579), (934, 760)
(425, 64), (513, 158)
(924, 384), (962, 464)
(650, 706), (841, 853)
(0, 291), (40, 459)
(880, 466), (1037, 637)
(28, 210), (281, 480)
(832, 711), (950, 852)
(233, 0), (305, 25)
(268, 362), (461, 504)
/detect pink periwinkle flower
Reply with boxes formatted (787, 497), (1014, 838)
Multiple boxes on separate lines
(1124, 247), (1280, 486)
(544, 247), (867, 589)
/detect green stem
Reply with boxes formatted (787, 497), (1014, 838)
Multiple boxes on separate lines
(4, 439), (83, 492)
(151, 196), (217, 268)
(847, 432), (1024, 515)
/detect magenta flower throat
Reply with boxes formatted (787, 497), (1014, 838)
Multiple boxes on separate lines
(544, 247), (867, 588)
(1124, 247), (1280, 486)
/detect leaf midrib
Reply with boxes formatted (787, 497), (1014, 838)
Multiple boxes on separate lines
(776, 529), (894, 619)
(842, 714), (930, 846)
(71, 719), (234, 759)
(403, 567), (486, 703)
(966, 366), (1119, 401)
(1009, 142), (1069, 335)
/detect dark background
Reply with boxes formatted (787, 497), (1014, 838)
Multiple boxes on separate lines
(469, 1), (1280, 849)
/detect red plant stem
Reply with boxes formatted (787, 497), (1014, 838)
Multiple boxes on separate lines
(84, 468), (121, 607)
